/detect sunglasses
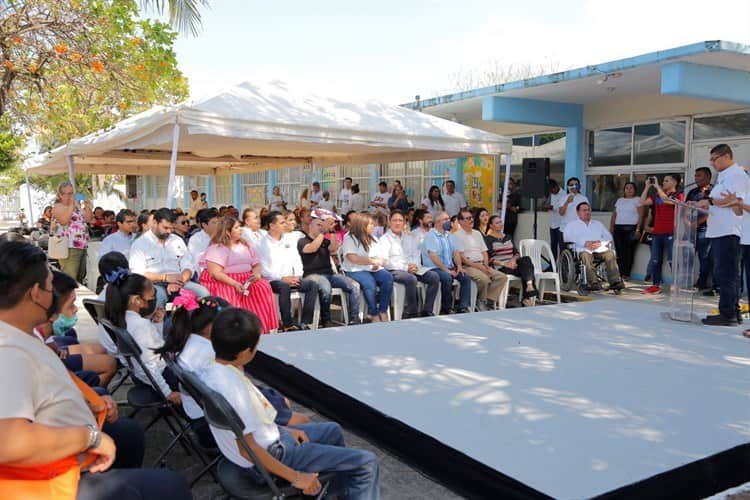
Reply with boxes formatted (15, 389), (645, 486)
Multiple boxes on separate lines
(179, 221), (190, 225)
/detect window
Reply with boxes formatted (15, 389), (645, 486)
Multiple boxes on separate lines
(634, 121), (685, 164)
(589, 127), (632, 166)
(240, 171), (267, 209)
(215, 175), (233, 206)
(694, 112), (750, 140)
(587, 174), (630, 212)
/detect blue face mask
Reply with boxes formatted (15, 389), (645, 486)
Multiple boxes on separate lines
(442, 221), (452, 232)
(53, 313), (78, 336)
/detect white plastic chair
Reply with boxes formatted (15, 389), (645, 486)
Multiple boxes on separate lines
(519, 239), (561, 304)
(497, 274), (523, 309)
(453, 279), (477, 312)
(391, 282), (406, 321)
(273, 290), (320, 330)
(417, 281), (441, 316)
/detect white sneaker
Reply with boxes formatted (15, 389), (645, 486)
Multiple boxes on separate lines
(477, 301), (489, 312)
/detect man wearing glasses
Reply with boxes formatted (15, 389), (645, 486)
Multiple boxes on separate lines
(173, 212), (192, 244)
(97, 209), (137, 260)
(698, 144), (750, 327)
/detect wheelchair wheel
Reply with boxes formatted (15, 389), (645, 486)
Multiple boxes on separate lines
(577, 283), (589, 296)
(557, 250), (576, 292)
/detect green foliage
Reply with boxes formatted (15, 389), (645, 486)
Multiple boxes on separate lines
(139, 0), (209, 37)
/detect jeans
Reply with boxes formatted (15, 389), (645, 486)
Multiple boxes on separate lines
(695, 228), (712, 288)
(549, 227), (563, 261)
(270, 278), (319, 327)
(247, 422), (380, 500)
(743, 244), (750, 306)
(390, 270), (440, 316)
(433, 268), (471, 311)
(305, 273), (361, 323)
(647, 234), (673, 286)
(103, 417), (145, 469)
(712, 235), (740, 319)
(154, 280), (210, 308)
(346, 269), (393, 316)
(77, 468), (192, 500)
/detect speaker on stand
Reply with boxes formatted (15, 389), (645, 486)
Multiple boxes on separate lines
(521, 158), (550, 240)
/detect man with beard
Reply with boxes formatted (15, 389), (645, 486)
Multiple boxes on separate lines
(129, 207), (208, 307)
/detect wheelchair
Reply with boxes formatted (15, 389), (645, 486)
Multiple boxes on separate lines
(557, 242), (623, 296)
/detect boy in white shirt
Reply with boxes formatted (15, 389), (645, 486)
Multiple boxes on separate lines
(204, 308), (380, 499)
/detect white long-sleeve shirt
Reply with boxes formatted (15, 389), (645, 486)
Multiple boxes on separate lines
(97, 231), (134, 260)
(129, 230), (194, 276)
(563, 218), (612, 254)
(257, 233), (304, 280)
(188, 230), (211, 272)
(177, 334), (215, 419)
(124, 311), (170, 397)
(380, 230), (421, 271)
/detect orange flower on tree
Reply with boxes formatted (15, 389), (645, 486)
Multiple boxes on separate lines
(119, 101), (128, 110)
(29, 63), (38, 73)
(54, 43), (68, 54)
(69, 52), (83, 63)
(11, 36), (23, 44)
(131, 38), (141, 46)
(91, 60), (104, 73)
(3, 60), (15, 71)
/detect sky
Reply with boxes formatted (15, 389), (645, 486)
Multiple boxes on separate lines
(171, 0), (750, 105)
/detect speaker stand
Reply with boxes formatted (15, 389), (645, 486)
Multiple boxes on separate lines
(532, 197), (538, 240)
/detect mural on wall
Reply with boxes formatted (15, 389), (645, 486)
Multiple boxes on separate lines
(462, 155), (496, 210)
(426, 159), (459, 194)
(247, 187), (266, 209)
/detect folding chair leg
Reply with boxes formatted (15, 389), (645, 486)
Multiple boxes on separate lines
(189, 454), (221, 487)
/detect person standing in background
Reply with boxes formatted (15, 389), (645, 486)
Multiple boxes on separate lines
(338, 177), (353, 213)
(548, 180), (567, 260)
(685, 167), (714, 291)
(610, 182), (641, 280)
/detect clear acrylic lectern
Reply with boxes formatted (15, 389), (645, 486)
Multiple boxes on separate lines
(669, 201), (709, 322)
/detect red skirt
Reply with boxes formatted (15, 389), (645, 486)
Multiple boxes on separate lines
(199, 270), (279, 333)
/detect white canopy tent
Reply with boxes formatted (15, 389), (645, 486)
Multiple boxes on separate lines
(25, 81), (512, 211)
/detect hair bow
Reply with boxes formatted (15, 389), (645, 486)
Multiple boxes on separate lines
(105, 267), (130, 286)
(173, 288), (199, 311)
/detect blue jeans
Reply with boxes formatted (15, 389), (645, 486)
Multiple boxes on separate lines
(154, 280), (210, 308)
(695, 228), (712, 288)
(346, 269), (393, 316)
(550, 227), (563, 261)
(433, 268), (471, 311)
(248, 422), (380, 500)
(712, 235), (740, 319)
(647, 234), (673, 286)
(306, 273), (361, 323)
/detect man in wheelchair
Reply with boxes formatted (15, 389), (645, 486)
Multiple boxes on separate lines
(563, 202), (625, 293)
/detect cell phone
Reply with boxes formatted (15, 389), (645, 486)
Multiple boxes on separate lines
(648, 176), (657, 184)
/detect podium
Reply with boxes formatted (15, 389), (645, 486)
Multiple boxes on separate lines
(669, 201), (708, 322)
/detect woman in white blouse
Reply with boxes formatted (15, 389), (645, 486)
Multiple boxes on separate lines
(341, 213), (393, 323)
(609, 181), (641, 279)
(268, 186), (287, 212)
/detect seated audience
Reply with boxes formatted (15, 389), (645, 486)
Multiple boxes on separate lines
(135, 211), (153, 237)
(298, 211), (361, 327)
(258, 211), (319, 331)
(0, 241), (191, 499)
(452, 209), (507, 311)
(380, 210), (440, 317)
(411, 209), (432, 247)
(563, 202), (625, 292)
(341, 213), (393, 323)
(421, 185), (445, 219)
(421, 211), (472, 314)
(129, 207), (208, 307)
(485, 215), (538, 306)
(97, 209), (137, 261)
(104, 269), (181, 404)
(200, 217), (278, 333)
(203, 308), (380, 498)
(188, 207), (220, 273)
(241, 208), (266, 246)
(173, 211), (191, 244)
(96, 251), (130, 357)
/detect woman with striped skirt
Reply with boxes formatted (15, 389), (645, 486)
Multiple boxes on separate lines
(199, 216), (279, 333)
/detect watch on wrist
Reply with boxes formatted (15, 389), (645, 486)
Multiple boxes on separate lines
(708, 198), (714, 206)
(85, 424), (101, 451)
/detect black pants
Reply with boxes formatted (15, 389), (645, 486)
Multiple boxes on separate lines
(712, 235), (740, 319)
(613, 224), (638, 277)
(103, 418), (145, 469)
(500, 256), (535, 284)
(270, 278), (318, 326)
(77, 467), (191, 500)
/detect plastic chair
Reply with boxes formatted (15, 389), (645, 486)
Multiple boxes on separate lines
(391, 282), (406, 320)
(416, 281), (441, 316)
(173, 364), (333, 500)
(452, 279), (477, 312)
(497, 274), (523, 309)
(519, 239), (562, 304)
(272, 290), (320, 330)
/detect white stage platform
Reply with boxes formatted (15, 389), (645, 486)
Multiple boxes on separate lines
(250, 299), (750, 499)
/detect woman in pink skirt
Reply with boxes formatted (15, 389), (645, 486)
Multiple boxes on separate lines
(199, 216), (279, 333)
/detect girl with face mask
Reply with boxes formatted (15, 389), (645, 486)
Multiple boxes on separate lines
(32, 271), (117, 387)
(104, 268), (181, 406)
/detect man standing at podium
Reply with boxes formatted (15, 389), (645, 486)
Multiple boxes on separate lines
(699, 144), (750, 327)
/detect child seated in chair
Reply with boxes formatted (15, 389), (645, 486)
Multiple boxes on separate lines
(204, 308), (381, 499)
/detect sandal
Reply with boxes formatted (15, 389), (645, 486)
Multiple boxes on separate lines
(743, 329), (750, 339)
(523, 288), (539, 299)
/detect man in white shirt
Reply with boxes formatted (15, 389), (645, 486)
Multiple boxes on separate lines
(309, 181), (323, 207)
(411, 209), (432, 248)
(203, 308), (380, 498)
(558, 177), (590, 235)
(381, 210), (440, 317)
(98, 208), (137, 260)
(129, 208), (209, 307)
(188, 207), (220, 273)
(188, 190), (202, 220)
(370, 181), (389, 215)
(698, 144), (750, 327)
(338, 177), (353, 213)
(452, 209), (507, 310)
(563, 202), (624, 291)
(442, 180), (467, 217)
(548, 180), (567, 259)
(257, 211), (319, 331)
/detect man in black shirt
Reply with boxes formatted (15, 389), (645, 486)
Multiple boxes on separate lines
(298, 214), (361, 327)
(686, 167), (713, 291)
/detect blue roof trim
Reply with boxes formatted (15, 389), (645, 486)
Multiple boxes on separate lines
(403, 40), (750, 110)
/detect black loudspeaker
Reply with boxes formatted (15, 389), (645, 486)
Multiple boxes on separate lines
(521, 157), (550, 198)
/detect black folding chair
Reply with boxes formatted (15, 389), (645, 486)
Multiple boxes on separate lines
(82, 299), (131, 396)
(173, 363), (331, 500)
(99, 318), (208, 468)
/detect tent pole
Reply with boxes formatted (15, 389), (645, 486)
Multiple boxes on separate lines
(23, 166), (34, 224)
(166, 122), (180, 209)
(500, 153), (511, 223)
(310, 159), (316, 207)
(65, 155), (76, 192)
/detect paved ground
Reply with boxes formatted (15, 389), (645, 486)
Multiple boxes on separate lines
(74, 279), (749, 499)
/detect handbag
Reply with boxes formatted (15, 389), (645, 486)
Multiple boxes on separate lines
(47, 218), (69, 260)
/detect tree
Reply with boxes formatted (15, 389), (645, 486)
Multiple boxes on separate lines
(139, 0), (209, 37)
(0, 0), (188, 193)
(439, 58), (566, 95)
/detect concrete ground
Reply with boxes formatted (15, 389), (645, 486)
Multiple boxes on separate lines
(73, 278), (749, 499)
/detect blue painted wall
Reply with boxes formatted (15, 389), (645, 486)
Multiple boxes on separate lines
(661, 62), (750, 105)
(232, 174), (242, 208)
